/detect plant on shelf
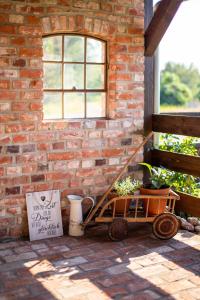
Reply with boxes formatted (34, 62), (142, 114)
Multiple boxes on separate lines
(139, 163), (171, 216)
(109, 176), (141, 213)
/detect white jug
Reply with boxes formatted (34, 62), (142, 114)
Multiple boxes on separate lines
(67, 195), (95, 237)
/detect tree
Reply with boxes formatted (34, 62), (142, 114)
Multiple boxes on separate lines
(162, 62), (200, 102)
(160, 71), (192, 106)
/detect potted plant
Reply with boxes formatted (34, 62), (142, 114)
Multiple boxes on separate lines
(139, 163), (170, 216)
(108, 176), (141, 213)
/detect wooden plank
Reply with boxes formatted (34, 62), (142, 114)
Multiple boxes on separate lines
(95, 217), (155, 223)
(152, 114), (200, 137)
(144, 0), (154, 183)
(151, 149), (200, 177)
(175, 192), (200, 217)
(145, 0), (184, 56)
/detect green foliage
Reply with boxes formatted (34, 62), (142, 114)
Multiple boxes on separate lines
(159, 134), (198, 156)
(114, 177), (141, 196)
(139, 163), (169, 189)
(165, 62), (200, 96)
(160, 72), (192, 106)
(160, 62), (200, 106)
(159, 134), (200, 197)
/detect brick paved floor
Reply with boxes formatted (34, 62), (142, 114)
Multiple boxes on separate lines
(0, 223), (200, 300)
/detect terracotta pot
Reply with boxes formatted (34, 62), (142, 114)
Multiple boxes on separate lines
(140, 187), (170, 216)
(108, 192), (131, 214)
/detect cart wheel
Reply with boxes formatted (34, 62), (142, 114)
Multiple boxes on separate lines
(152, 213), (179, 240)
(108, 218), (128, 241)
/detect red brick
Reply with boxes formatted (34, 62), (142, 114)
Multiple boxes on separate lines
(13, 135), (28, 143)
(18, 26), (42, 36)
(31, 174), (45, 183)
(0, 91), (17, 100)
(102, 148), (124, 157)
(5, 186), (20, 195)
(0, 80), (10, 89)
(77, 168), (101, 177)
(11, 37), (25, 45)
(0, 136), (11, 144)
(48, 152), (80, 161)
(19, 48), (42, 57)
(37, 143), (50, 151)
(19, 113), (38, 122)
(13, 59), (26, 67)
(16, 153), (46, 163)
(22, 164), (37, 174)
(46, 172), (72, 181)
(82, 150), (100, 158)
(0, 25), (16, 34)
(53, 142), (65, 150)
(30, 133), (55, 142)
(12, 80), (28, 89)
(0, 114), (18, 123)
(12, 102), (28, 111)
(26, 15), (41, 25)
(0, 57), (9, 67)
(20, 69), (42, 78)
(29, 80), (43, 89)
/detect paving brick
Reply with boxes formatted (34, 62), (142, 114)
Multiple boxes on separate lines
(54, 256), (87, 268)
(160, 279), (196, 294)
(4, 251), (38, 263)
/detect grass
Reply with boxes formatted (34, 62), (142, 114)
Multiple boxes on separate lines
(160, 105), (200, 113)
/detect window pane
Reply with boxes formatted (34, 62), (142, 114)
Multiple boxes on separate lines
(87, 38), (105, 63)
(43, 36), (62, 61)
(64, 36), (84, 62)
(64, 92), (84, 118)
(44, 63), (62, 89)
(86, 92), (106, 117)
(43, 92), (62, 119)
(86, 65), (105, 89)
(64, 64), (84, 89)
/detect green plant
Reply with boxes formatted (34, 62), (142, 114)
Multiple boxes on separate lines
(114, 177), (140, 196)
(159, 134), (198, 156)
(159, 134), (200, 197)
(139, 163), (170, 189)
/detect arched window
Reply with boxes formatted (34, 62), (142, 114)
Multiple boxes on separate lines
(43, 34), (107, 119)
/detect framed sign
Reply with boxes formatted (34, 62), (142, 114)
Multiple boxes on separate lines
(26, 190), (63, 241)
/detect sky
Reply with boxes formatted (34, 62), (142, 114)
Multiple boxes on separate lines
(153, 0), (200, 71)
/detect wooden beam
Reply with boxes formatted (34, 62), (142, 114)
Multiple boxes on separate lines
(145, 0), (184, 56)
(152, 114), (200, 137)
(151, 149), (200, 177)
(175, 192), (200, 217)
(144, 0), (154, 184)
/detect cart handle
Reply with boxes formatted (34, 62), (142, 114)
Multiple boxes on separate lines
(169, 189), (180, 200)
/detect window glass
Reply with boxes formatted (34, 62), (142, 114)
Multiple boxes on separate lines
(64, 36), (84, 62)
(44, 63), (62, 89)
(86, 92), (106, 118)
(43, 36), (62, 61)
(87, 38), (105, 63)
(43, 35), (106, 119)
(64, 64), (84, 89)
(64, 93), (85, 118)
(86, 65), (105, 89)
(43, 92), (62, 119)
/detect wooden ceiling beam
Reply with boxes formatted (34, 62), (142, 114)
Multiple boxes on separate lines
(145, 0), (185, 57)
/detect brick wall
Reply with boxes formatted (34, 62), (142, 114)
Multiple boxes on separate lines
(0, 0), (144, 237)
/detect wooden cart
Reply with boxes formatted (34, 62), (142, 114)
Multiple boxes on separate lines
(91, 191), (180, 240)
(82, 133), (180, 241)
